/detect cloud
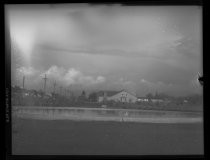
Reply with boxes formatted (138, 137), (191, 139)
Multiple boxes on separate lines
(44, 65), (66, 80)
(109, 78), (137, 94)
(96, 76), (106, 83)
(41, 65), (106, 86)
(9, 5), (189, 62)
(9, 5), (202, 96)
(16, 66), (38, 76)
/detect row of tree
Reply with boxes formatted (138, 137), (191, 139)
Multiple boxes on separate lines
(11, 85), (203, 106)
(145, 92), (203, 105)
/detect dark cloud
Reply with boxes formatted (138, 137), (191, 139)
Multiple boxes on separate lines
(9, 5), (202, 96)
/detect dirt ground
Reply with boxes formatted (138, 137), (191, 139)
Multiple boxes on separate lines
(12, 118), (204, 155)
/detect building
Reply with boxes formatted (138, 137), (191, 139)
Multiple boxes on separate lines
(97, 90), (138, 103)
(151, 98), (164, 103)
(137, 97), (149, 102)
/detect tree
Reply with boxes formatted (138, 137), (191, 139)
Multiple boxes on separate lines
(187, 94), (203, 105)
(157, 92), (170, 99)
(146, 93), (153, 99)
(81, 90), (86, 97)
(154, 91), (159, 98)
(78, 90), (87, 102)
(88, 92), (97, 102)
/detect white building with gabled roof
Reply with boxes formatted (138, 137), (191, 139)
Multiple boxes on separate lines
(137, 97), (149, 102)
(97, 90), (137, 103)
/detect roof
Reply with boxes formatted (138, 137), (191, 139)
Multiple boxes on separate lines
(151, 98), (164, 100)
(138, 97), (148, 99)
(97, 90), (120, 97)
(97, 90), (137, 97)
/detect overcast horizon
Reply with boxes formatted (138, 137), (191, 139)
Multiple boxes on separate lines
(7, 4), (202, 97)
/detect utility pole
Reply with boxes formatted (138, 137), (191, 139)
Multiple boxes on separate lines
(42, 74), (48, 94)
(53, 81), (56, 94)
(155, 90), (158, 98)
(69, 85), (71, 98)
(68, 90), (70, 97)
(60, 86), (62, 95)
(22, 75), (25, 89)
(65, 89), (67, 97)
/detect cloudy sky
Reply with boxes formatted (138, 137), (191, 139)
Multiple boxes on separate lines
(7, 4), (202, 96)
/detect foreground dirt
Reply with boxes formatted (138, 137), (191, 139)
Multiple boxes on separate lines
(12, 118), (204, 155)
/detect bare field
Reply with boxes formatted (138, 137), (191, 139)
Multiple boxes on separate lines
(12, 118), (204, 155)
(12, 106), (204, 155)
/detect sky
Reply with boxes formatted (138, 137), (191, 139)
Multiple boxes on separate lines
(7, 4), (202, 96)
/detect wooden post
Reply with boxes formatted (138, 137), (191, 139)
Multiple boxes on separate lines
(42, 74), (48, 93)
(53, 81), (56, 94)
(22, 75), (25, 89)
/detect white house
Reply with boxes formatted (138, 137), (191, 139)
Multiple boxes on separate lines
(151, 99), (164, 103)
(97, 90), (138, 103)
(137, 97), (149, 102)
